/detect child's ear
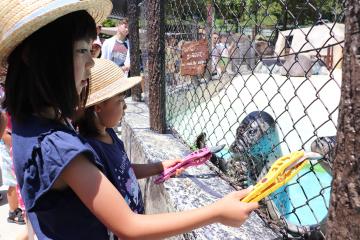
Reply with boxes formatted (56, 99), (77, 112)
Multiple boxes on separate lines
(94, 104), (102, 113)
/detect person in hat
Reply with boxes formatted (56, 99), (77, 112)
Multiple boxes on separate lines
(76, 58), (185, 215)
(101, 18), (130, 76)
(91, 38), (102, 58)
(0, 83), (26, 226)
(76, 58), (259, 238)
(2, 1), (115, 239)
(91, 24), (103, 58)
(1, 0), (258, 239)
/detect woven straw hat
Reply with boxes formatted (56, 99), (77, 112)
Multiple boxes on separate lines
(0, 0), (113, 66)
(87, 58), (142, 107)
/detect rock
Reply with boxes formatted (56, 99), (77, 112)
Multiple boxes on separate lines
(255, 61), (272, 73)
(271, 64), (282, 74)
(239, 65), (250, 73)
(262, 65), (270, 73)
(318, 66), (330, 75)
(280, 54), (313, 77)
(256, 40), (274, 56)
(254, 61), (264, 73)
(312, 61), (321, 75)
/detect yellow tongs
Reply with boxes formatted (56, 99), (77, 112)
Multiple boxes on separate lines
(241, 151), (322, 203)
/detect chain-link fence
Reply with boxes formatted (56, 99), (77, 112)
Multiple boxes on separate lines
(140, 0), (345, 239)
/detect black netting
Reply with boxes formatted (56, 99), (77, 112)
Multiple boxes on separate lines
(140, 0), (345, 238)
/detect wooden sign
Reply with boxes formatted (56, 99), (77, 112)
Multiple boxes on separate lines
(180, 39), (209, 76)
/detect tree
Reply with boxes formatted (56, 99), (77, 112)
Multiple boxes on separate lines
(215, 0), (282, 28)
(214, 0), (344, 30)
(326, 0), (360, 239)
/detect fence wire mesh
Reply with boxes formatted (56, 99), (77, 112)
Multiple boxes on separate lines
(140, 0), (345, 239)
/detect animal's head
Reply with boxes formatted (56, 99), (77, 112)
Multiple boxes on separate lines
(230, 111), (275, 154)
(310, 136), (336, 174)
(195, 132), (207, 149)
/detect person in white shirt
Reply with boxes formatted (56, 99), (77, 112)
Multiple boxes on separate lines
(101, 18), (130, 76)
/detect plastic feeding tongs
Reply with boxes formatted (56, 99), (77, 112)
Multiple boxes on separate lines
(154, 145), (225, 184)
(241, 151), (322, 203)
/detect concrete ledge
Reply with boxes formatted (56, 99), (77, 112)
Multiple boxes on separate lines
(122, 99), (279, 240)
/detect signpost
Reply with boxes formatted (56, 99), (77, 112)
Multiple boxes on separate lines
(180, 39), (209, 76)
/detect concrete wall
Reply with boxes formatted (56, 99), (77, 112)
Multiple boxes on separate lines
(121, 99), (279, 240)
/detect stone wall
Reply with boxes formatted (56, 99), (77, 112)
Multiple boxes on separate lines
(122, 99), (279, 240)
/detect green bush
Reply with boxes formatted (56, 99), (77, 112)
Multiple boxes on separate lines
(102, 18), (117, 27)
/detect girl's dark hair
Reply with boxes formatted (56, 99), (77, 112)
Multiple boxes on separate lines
(4, 10), (96, 121)
(76, 106), (101, 138)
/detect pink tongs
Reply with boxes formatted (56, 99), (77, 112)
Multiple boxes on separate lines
(154, 145), (225, 184)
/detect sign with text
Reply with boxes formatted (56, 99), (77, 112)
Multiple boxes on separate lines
(180, 39), (209, 76)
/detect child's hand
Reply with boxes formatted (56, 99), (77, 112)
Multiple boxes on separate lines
(212, 186), (259, 227)
(161, 159), (185, 176)
(121, 65), (130, 72)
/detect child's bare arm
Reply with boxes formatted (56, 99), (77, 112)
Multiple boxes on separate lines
(0, 112), (6, 138)
(131, 159), (182, 179)
(131, 163), (162, 179)
(0, 112), (11, 148)
(2, 130), (11, 148)
(61, 155), (258, 240)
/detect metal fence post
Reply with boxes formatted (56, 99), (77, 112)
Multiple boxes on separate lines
(326, 1), (360, 238)
(206, 1), (214, 80)
(147, 0), (166, 133)
(128, 0), (142, 101)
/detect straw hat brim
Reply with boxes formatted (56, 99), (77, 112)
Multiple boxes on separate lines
(86, 76), (142, 107)
(0, 0), (112, 66)
(87, 58), (143, 107)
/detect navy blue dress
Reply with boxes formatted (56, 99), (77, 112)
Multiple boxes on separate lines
(12, 116), (110, 240)
(86, 128), (144, 214)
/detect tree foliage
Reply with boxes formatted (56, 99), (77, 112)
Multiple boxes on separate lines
(215, 0), (344, 28)
(165, 0), (344, 31)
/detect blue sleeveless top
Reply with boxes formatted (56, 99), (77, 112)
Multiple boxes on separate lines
(85, 128), (144, 214)
(12, 116), (110, 240)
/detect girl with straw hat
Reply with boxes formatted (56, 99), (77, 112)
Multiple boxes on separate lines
(1, 1), (258, 239)
(75, 58), (259, 238)
(77, 58), (186, 215)
(2, 1), (115, 239)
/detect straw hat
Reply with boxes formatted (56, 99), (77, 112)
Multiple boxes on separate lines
(0, 0), (113, 66)
(87, 58), (142, 107)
